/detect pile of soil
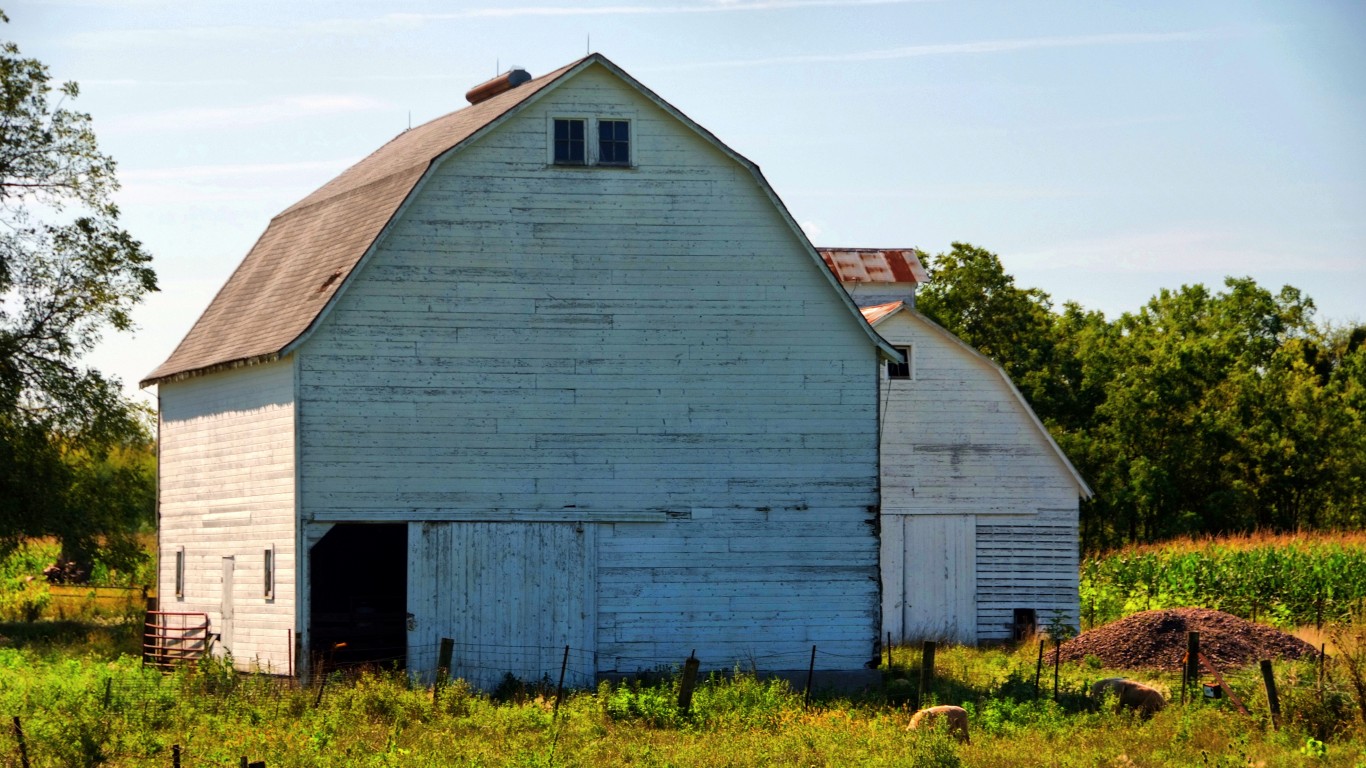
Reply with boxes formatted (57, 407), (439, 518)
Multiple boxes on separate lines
(1058, 608), (1318, 671)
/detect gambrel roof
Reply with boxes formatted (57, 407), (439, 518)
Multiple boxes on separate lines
(144, 54), (896, 386)
(862, 300), (1093, 499)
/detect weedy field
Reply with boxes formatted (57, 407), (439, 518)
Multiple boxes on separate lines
(3, 535), (1366, 767)
(1, 618), (1365, 768)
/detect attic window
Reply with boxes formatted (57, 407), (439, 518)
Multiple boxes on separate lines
(598, 120), (630, 165)
(886, 345), (912, 380)
(553, 118), (587, 165)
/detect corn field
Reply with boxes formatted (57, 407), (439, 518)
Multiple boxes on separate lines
(1079, 532), (1366, 629)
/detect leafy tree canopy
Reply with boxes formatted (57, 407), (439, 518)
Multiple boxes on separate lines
(0, 13), (157, 568)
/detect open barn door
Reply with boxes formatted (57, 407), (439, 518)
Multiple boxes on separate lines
(309, 523), (408, 669)
(882, 514), (977, 645)
(408, 522), (596, 689)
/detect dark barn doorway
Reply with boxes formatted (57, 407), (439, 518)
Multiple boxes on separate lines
(309, 523), (407, 669)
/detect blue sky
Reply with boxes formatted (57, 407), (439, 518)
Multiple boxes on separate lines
(10, 0), (1365, 404)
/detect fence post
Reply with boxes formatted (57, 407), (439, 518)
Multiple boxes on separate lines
(172, 744), (181, 768)
(804, 645), (817, 707)
(1185, 631), (1200, 703)
(1052, 638), (1061, 702)
(553, 645), (569, 718)
(12, 716), (30, 768)
(917, 641), (936, 709)
(678, 651), (700, 713)
(1033, 639), (1044, 701)
(312, 655), (329, 709)
(887, 632), (893, 668)
(1260, 660), (1280, 729)
(1318, 644), (1326, 704)
(434, 637), (454, 705)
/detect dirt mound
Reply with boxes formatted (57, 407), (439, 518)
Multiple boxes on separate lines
(1058, 608), (1318, 671)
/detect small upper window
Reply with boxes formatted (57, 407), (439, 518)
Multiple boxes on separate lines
(598, 120), (630, 166)
(174, 547), (185, 598)
(554, 118), (586, 165)
(886, 345), (912, 380)
(263, 546), (275, 599)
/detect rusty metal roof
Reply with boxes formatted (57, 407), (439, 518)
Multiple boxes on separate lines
(142, 58), (587, 386)
(818, 248), (928, 285)
(859, 300), (905, 325)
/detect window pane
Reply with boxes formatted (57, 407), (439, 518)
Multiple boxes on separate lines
(599, 120), (629, 165)
(554, 119), (586, 164)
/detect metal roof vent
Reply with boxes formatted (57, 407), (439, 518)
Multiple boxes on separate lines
(465, 67), (532, 105)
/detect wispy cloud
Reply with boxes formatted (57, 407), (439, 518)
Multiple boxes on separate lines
(384, 0), (930, 21)
(120, 160), (353, 183)
(64, 0), (933, 48)
(1011, 228), (1357, 274)
(655, 30), (1225, 70)
(104, 95), (388, 133)
(792, 181), (1087, 203)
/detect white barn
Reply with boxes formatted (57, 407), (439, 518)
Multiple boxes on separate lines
(143, 55), (899, 686)
(820, 249), (1092, 645)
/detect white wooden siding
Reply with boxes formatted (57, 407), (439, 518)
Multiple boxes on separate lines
(297, 67), (881, 677)
(408, 522), (596, 689)
(157, 360), (297, 672)
(874, 311), (1081, 644)
(975, 510), (1079, 640)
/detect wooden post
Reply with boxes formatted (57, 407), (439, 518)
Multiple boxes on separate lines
(241, 757), (248, 768)
(12, 717), (30, 768)
(434, 637), (454, 704)
(678, 651), (700, 712)
(553, 645), (569, 718)
(1260, 660), (1280, 729)
(103, 678), (112, 709)
(1185, 631), (1200, 702)
(172, 744), (181, 768)
(1052, 639), (1061, 702)
(1318, 643), (1326, 704)
(287, 629), (294, 679)
(1033, 639), (1044, 701)
(313, 657), (328, 709)
(804, 645), (817, 707)
(887, 632), (893, 668)
(918, 641), (936, 709)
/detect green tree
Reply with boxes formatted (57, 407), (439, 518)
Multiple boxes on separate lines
(916, 242), (1056, 391)
(0, 13), (157, 569)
